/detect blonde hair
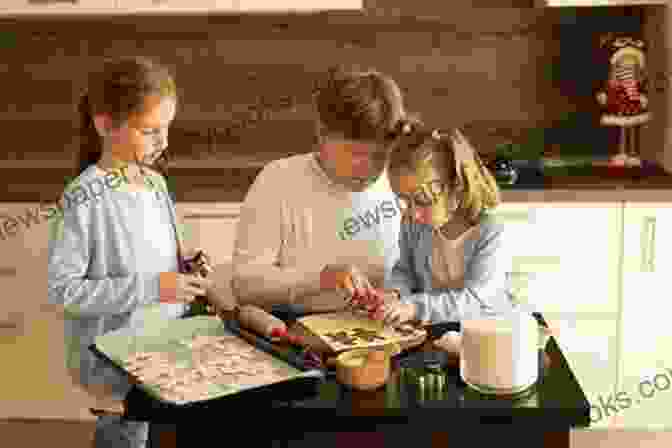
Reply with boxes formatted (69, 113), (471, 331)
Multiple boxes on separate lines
(387, 118), (500, 223)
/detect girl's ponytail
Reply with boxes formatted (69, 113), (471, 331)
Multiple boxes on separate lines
(76, 92), (103, 177)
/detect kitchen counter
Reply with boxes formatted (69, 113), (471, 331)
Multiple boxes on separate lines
(2, 162), (672, 203)
(116, 318), (589, 448)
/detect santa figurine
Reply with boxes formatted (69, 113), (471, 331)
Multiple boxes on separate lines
(595, 33), (652, 168)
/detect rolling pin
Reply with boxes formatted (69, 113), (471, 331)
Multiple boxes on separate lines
(237, 305), (288, 340)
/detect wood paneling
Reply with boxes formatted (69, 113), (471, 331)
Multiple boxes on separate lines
(0, 5), (644, 201)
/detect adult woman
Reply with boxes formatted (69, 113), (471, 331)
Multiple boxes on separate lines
(231, 66), (406, 313)
(382, 119), (516, 325)
(47, 56), (211, 448)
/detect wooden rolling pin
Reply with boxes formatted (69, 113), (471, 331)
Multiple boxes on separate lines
(237, 305), (288, 340)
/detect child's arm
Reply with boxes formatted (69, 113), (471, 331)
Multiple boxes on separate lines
(47, 194), (160, 317)
(385, 221), (418, 298)
(401, 221), (514, 323)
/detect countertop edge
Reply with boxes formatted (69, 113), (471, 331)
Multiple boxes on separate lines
(2, 166), (672, 203)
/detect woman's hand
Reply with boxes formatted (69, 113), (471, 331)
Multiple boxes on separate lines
(320, 264), (374, 299)
(159, 272), (213, 304)
(183, 247), (207, 261)
(382, 301), (417, 327)
(182, 248), (213, 276)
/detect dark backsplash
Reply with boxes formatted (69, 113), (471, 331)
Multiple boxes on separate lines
(0, 5), (643, 167)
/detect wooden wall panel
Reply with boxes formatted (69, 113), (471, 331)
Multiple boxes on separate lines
(0, 6), (637, 168)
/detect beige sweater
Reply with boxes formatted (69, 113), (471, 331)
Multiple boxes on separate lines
(231, 153), (402, 312)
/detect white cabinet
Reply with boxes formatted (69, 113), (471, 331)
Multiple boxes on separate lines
(175, 203), (241, 310)
(0, 0), (116, 14)
(550, 315), (620, 427)
(496, 201), (623, 421)
(617, 203), (672, 430)
(237, 0), (362, 11)
(175, 203), (240, 267)
(0, 203), (49, 317)
(0, 203), (95, 420)
(0, 201), (242, 419)
(495, 202), (622, 317)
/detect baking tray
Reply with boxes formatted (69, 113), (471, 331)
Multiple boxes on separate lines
(90, 316), (324, 407)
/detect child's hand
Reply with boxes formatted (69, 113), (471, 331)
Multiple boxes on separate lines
(159, 273), (213, 304)
(320, 264), (373, 298)
(347, 288), (387, 320)
(382, 302), (417, 327)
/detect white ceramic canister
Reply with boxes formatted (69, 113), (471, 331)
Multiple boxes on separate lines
(459, 312), (540, 395)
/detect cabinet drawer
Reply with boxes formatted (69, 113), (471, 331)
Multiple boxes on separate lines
(496, 203), (622, 314)
(510, 271), (620, 315)
(495, 203), (622, 266)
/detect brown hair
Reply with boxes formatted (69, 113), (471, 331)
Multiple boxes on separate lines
(387, 118), (500, 223)
(76, 56), (177, 176)
(313, 66), (405, 144)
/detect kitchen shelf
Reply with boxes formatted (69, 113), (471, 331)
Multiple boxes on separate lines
(0, 0), (362, 15)
(537, 0), (666, 6)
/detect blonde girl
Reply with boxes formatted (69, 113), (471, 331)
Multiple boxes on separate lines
(382, 118), (515, 325)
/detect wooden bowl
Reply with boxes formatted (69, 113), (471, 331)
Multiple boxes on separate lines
(335, 348), (391, 391)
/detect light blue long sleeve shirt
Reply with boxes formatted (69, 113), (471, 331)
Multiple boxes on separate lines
(385, 212), (516, 324)
(47, 165), (186, 399)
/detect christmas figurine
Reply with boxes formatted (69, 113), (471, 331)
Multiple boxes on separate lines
(595, 33), (652, 168)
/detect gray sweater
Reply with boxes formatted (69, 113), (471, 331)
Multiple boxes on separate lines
(385, 212), (516, 323)
(47, 165), (186, 399)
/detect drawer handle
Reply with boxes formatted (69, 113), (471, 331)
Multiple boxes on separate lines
(0, 267), (17, 277)
(641, 217), (656, 273)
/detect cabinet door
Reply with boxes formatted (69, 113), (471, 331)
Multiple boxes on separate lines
(495, 202), (622, 316)
(175, 203), (240, 266)
(618, 203), (672, 430)
(0, 204), (49, 317)
(545, 313), (620, 428)
(1, 0), (115, 12)
(0, 203), (95, 420)
(238, 0), (361, 11)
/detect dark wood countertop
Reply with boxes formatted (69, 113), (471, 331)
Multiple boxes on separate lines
(2, 163), (672, 204)
(119, 317), (590, 432)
